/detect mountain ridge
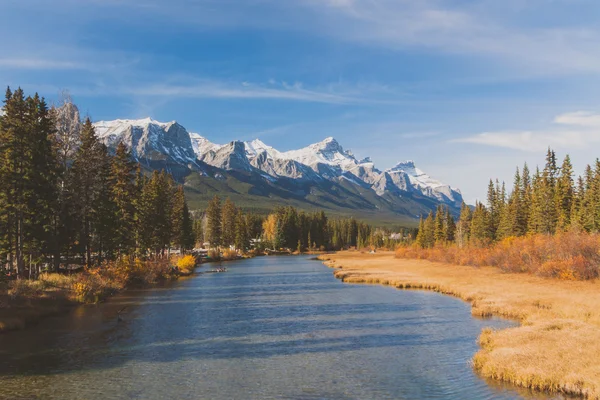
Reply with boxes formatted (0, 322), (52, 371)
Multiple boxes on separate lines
(92, 117), (463, 225)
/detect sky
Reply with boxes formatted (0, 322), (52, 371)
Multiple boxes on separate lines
(2, 0), (600, 203)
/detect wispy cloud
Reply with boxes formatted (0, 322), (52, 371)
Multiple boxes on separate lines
(72, 78), (391, 105)
(239, 124), (299, 141)
(24, 0), (600, 75)
(454, 111), (600, 152)
(554, 111), (600, 128)
(0, 58), (85, 70)
(307, 0), (600, 74)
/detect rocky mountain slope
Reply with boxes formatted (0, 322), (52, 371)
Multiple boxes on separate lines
(93, 118), (463, 224)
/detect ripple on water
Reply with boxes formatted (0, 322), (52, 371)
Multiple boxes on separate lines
(0, 256), (564, 399)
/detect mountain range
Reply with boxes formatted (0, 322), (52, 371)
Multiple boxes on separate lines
(93, 118), (463, 226)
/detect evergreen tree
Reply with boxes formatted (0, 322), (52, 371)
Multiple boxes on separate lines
(415, 216), (426, 248)
(206, 195), (222, 249)
(171, 185), (187, 251)
(470, 202), (490, 245)
(28, 94), (60, 266)
(422, 212), (435, 248)
(69, 118), (115, 265)
(521, 163), (532, 232)
(455, 203), (472, 248)
(110, 142), (137, 257)
(486, 180), (500, 240)
(555, 155), (574, 231)
(0, 88), (29, 273)
(581, 164), (596, 231)
(444, 208), (456, 242)
(528, 168), (545, 234)
(234, 212), (249, 251)
(434, 205), (445, 244)
(570, 175), (586, 231)
(136, 171), (174, 256)
(221, 198), (237, 247)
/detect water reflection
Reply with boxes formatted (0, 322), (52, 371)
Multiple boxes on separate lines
(0, 256), (555, 399)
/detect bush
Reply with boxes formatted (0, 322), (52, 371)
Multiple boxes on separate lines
(176, 255), (197, 274)
(222, 249), (238, 261)
(208, 249), (220, 260)
(395, 231), (600, 280)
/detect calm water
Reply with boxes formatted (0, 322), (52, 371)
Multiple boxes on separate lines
(0, 256), (545, 399)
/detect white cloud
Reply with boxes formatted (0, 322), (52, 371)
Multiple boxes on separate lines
(305, 0), (600, 74)
(455, 110), (600, 152)
(554, 111), (600, 128)
(9, 1), (600, 79)
(0, 58), (85, 70)
(74, 79), (373, 104)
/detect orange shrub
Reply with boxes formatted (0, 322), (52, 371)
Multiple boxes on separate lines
(395, 231), (600, 280)
(222, 249), (238, 261)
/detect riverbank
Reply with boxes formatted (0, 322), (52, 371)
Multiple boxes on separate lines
(0, 256), (199, 334)
(319, 251), (600, 399)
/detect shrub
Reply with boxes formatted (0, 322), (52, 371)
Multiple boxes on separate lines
(208, 249), (220, 260)
(222, 249), (238, 261)
(8, 279), (45, 299)
(395, 231), (600, 280)
(176, 255), (197, 274)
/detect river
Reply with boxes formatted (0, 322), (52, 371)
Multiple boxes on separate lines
(0, 256), (549, 399)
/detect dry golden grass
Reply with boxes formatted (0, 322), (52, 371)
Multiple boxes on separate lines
(319, 251), (600, 399)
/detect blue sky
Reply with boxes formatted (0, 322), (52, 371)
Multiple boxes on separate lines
(3, 0), (600, 203)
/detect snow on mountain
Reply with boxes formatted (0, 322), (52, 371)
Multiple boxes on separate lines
(387, 161), (462, 205)
(244, 139), (282, 160)
(281, 137), (356, 170)
(94, 118), (197, 165)
(190, 132), (222, 157)
(92, 117), (462, 208)
(199, 141), (254, 172)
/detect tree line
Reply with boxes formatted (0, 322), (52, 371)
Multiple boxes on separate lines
(0, 88), (194, 276)
(197, 197), (403, 252)
(416, 149), (596, 248)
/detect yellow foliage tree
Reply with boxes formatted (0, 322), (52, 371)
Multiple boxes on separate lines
(262, 214), (278, 244)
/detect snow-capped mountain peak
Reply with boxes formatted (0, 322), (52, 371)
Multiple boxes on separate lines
(92, 116), (463, 208)
(386, 160), (462, 205)
(244, 139), (281, 160)
(190, 132), (222, 157)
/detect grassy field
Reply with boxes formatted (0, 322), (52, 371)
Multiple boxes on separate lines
(319, 251), (600, 399)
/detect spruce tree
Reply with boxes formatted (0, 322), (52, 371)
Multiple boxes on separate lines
(171, 185), (187, 251)
(68, 118), (115, 265)
(444, 208), (456, 242)
(422, 212), (435, 248)
(415, 216), (426, 248)
(136, 171), (174, 256)
(0, 88), (29, 273)
(521, 163), (532, 232)
(456, 203), (472, 248)
(110, 142), (137, 257)
(470, 202), (490, 245)
(234, 212), (249, 251)
(555, 155), (574, 231)
(221, 198), (237, 247)
(206, 195), (222, 249)
(434, 206), (445, 244)
(581, 164), (595, 231)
